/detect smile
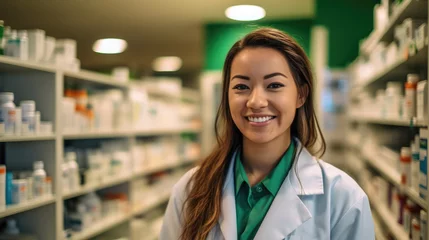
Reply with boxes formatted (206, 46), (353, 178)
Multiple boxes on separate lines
(246, 116), (276, 123)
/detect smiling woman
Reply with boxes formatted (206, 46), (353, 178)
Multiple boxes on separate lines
(160, 28), (375, 240)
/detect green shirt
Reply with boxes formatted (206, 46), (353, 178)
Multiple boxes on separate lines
(234, 141), (295, 240)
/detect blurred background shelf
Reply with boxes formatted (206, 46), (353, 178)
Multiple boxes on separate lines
(0, 134), (56, 142)
(0, 195), (55, 218)
(369, 192), (409, 240)
(361, 148), (428, 210)
(64, 70), (129, 89)
(360, 0), (428, 55)
(62, 130), (132, 140)
(132, 192), (171, 216)
(63, 175), (131, 200)
(357, 44), (428, 89)
(69, 213), (131, 240)
(133, 158), (198, 178)
(349, 115), (427, 127)
(0, 55), (57, 73)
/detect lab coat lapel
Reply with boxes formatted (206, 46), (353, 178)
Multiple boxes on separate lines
(254, 141), (324, 239)
(218, 150), (238, 240)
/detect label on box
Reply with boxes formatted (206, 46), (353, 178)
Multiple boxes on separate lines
(420, 135), (428, 199)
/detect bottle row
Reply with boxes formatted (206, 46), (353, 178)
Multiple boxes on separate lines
(0, 20), (80, 72)
(0, 92), (53, 137)
(355, 14), (427, 83)
(0, 162), (52, 209)
(351, 74), (427, 121)
(62, 82), (200, 134)
(364, 170), (427, 240)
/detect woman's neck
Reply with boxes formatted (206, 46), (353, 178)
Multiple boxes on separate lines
(241, 134), (291, 186)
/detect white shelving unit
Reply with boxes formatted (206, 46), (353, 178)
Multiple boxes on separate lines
(0, 196), (56, 218)
(63, 175), (132, 200)
(360, 0), (428, 55)
(0, 134), (56, 143)
(70, 213), (131, 240)
(348, 115), (427, 127)
(356, 44), (428, 89)
(349, 144), (428, 211)
(132, 191), (171, 216)
(369, 189), (409, 240)
(347, 0), (429, 238)
(69, 175), (180, 240)
(0, 55), (202, 240)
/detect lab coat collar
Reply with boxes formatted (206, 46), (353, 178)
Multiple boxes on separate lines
(289, 139), (324, 196)
(219, 139), (324, 239)
(219, 150), (238, 240)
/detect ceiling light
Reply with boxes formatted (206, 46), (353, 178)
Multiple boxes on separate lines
(225, 5), (266, 21)
(93, 38), (127, 54)
(152, 56), (182, 72)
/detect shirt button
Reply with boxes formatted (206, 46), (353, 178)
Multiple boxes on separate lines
(256, 186), (263, 193)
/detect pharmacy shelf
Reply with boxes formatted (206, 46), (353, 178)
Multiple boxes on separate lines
(133, 191), (171, 216)
(349, 115), (427, 127)
(134, 126), (201, 137)
(182, 88), (200, 102)
(357, 44), (428, 89)
(62, 130), (132, 140)
(63, 175), (131, 200)
(64, 70), (128, 89)
(360, 0), (428, 55)
(369, 192), (409, 240)
(144, 232), (158, 240)
(1, 49), (203, 240)
(361, 149), (428, 210)
(63, 126), (201, 140)
(0, 195), (55, 218)
(0, 55), (57, 73)
(70, 213), (131, 240)
(0, 134), (56, 142)
(373, 215), (388, 240)
(149, 216), (164, 240)
(134, 158), (198, 178)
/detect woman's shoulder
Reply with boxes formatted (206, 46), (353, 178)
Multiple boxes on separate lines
(317, 159), (367, 203)
(170, 167), (199, 201)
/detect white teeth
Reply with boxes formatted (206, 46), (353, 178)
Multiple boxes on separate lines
(248, 116), (273, 123)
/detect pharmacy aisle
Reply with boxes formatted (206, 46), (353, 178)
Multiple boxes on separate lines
(0, 23), (202, 240)
(346, 0), (428, 239)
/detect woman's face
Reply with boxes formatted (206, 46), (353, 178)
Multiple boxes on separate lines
(228, 47), (304, 145)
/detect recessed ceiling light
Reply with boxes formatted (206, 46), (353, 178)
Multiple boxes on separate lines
(93, 38), (127, 54)
(225, 5), (266, 21)
(152, 56), (182, 72)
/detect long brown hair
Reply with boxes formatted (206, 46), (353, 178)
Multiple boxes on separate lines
(180, 27), (326, 240)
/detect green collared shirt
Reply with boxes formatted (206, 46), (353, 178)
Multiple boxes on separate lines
(234, 141), (295, 240)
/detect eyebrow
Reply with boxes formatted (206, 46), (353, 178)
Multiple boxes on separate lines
(231, 72), (287, 81)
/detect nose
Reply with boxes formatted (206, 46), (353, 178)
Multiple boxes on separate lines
(246, 87), (268, 109)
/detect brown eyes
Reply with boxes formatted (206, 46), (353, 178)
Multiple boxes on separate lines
(267, 83), (284, 89)
(232, 83), (284, 90)
(232, 84), (249, 90)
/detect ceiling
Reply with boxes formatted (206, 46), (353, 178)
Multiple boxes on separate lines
(0, 0), (314, 75)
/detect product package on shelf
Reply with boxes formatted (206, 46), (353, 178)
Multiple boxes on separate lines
(63, 139), (131, 195)
(64, 191), (129, 235)
(0, 21), (81, 71)
(0, 161), (53, 208)
(63, 86), (132, 134)
(129, 79), (183, 131)
(0, 92), (53, 137)
(419, 128), (428, 201)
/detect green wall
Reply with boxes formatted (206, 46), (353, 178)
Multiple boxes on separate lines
(204, 0), (375, 69)
(204, 19), (313, 70)
(316, 0), (374, 68)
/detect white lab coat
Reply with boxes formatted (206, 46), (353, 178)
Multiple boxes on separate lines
(160, 141), (375, 240)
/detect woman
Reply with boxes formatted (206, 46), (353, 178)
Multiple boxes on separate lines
(160, 28), (374, 240)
